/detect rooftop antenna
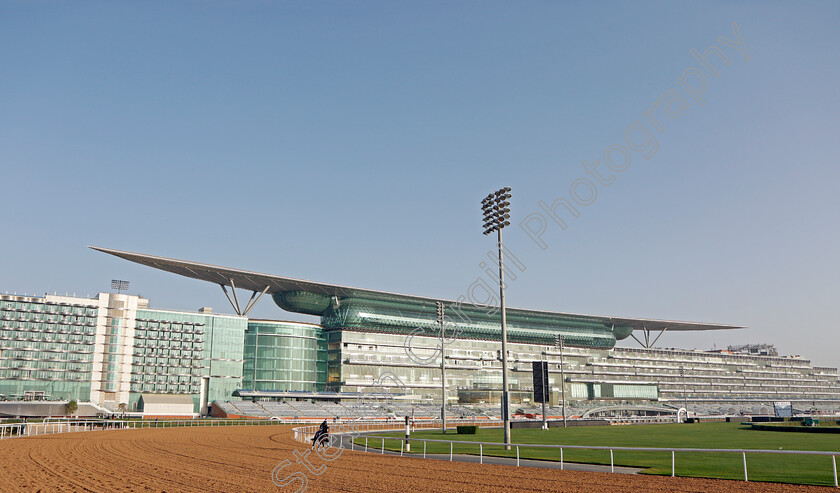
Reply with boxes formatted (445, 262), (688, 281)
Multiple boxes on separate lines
(111, 280), (130, 294)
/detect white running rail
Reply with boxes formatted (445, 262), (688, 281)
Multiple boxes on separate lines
(292, 422), (840, 488)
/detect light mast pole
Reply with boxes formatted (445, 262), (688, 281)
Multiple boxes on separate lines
(482, 187), (512, 450)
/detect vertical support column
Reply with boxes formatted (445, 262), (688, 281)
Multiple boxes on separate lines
(559, 335), (567, 427)
(438, 301), (447, 435)
(498, 227), (511, 450)
(743, 452), (748, 481)
(405, 416), (411, 452)
(671, 450), (675, 477)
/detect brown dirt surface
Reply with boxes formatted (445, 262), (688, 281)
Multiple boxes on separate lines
(0, 425), (834, 492)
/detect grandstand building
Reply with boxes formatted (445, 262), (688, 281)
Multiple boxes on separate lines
(0, 291), (245, 415)
(80, 247), (840, 417)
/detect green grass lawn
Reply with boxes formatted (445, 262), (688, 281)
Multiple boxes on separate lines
(355, 422), (840, 487)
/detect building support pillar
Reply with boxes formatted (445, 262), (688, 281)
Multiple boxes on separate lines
(219, 282), (271, 316)
(629, 326), (668, 348)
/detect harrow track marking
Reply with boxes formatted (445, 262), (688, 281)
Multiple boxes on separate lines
(26, 439), (96, 492)
(101, 433), (235, 492)
(131, 430), (264, 490)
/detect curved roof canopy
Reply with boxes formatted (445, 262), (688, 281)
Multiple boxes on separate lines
(89, 246), (744, 333)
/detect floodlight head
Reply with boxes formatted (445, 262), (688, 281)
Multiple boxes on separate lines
(481, 186), (512, 233)
(110, 279), (130, 293)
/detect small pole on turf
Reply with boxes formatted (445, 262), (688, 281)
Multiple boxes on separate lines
(405, 415), (411, 452)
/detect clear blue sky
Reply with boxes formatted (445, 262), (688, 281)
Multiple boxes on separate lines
(2, 2), (838, 367)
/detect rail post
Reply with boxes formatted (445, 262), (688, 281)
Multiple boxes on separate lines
(404, 416), (411, 453)
(516, 446), (520, 467)
(560, 448), (563, 470)
(450, 442), (453, 461)
(423, 440), (426, 459)
(833, 455), (837, 488)
(365, 437), (368, 453)
(381, 438), (384, 455)
(400, 440), (404, 456)
(610, 449), (614, 473)
(480, 444), (483, 464)
(743, 452), (748, 482)
(671, 450), (675, 477)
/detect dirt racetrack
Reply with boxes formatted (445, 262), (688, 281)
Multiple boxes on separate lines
(0, 425), (834, 492)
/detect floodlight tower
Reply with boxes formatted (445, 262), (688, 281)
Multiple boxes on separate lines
(437, 301), (447, 434)
(482, 186), (512, 450)
(556, 334), (567, 428)
(681, 366), (689, 420)
(111, 280), (130, 294)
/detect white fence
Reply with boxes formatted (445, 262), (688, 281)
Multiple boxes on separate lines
(292, 418), (495, 443)
(1, 417), (469, 441)
(292, 422), (840, 488)
(0, 417), (458, 441)
(0, 418), (285, 439)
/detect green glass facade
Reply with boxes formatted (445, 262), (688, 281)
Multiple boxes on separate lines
(319, 297), (628, 348)
(243, 320), (327, 392)
(1, 292), (248, 414)
(204, 314), (248, 404)
(0, 295), (97, 402)
(132, 309), (246, 412)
